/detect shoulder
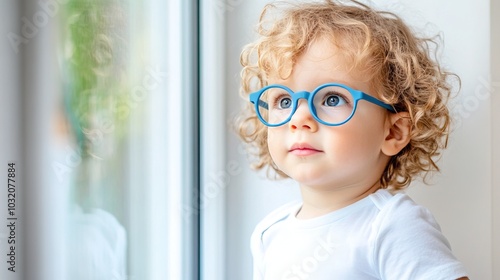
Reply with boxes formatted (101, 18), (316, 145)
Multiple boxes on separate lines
(369, 189), (468, 279)
(250, 201), (300, 253)
(250, 201), (301, 278)
(370, 188), (426, 212)
(370, 189), (439, 229)
(251, 201), (300, 240)
(369, 189), (445, 251)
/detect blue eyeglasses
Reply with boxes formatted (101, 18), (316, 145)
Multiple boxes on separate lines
(249, 83), (395, 127)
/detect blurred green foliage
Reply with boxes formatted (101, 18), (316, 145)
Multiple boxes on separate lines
(60, 0), (130, 213)
(62, 0), (129, 159)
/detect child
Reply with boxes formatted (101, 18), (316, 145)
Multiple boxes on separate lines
(236, 1), (469, 279)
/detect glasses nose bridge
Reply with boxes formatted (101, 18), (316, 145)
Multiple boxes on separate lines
(293, 90), (311, 107)
(289, 90), (314, 120)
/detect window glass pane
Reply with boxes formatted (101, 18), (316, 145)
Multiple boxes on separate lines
(0, 1), (199, 279)
(56, 0), (197, 279)
(59, 1), (132, 278)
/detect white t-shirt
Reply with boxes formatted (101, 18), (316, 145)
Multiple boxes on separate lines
(251, 189), (468, 280)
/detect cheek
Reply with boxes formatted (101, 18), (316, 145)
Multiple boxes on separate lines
(328, 113), (387, 157)
(267, 128), (281, 160)
(352, 107), (387, 136)
(266, 127), (292, 174)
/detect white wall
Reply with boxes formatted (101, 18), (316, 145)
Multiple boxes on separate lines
(225, 0), (495, 279)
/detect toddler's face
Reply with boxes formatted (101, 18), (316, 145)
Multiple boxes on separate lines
(267, 38), (392, 191)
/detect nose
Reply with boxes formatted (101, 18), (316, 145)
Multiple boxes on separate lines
(289, 99), (318, 132)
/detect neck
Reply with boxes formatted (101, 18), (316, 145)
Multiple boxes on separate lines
(296, 181), (381, 219)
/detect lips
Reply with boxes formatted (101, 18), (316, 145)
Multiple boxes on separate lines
(289, 143), (322, 156)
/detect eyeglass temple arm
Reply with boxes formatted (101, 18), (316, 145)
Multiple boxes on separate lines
(362, 93), (396, 113)
(254, 99), (268, 110)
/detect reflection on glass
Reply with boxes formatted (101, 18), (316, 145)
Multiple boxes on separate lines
(59, 1), (130, 279)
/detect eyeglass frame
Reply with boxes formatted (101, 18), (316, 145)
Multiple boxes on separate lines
(249, 83), (396, 127)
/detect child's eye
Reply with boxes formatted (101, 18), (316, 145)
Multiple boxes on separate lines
(323, 93), (347, 107)
(268, 91), (292, 110)
(277, 96), (292, 109)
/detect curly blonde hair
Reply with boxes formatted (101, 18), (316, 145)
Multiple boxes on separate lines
(237, 0), (457, 190)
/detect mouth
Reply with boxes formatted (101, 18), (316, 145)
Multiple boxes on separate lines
(289, 143), (322, 156)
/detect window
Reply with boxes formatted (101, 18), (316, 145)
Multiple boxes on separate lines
(1, 0), (225, 279)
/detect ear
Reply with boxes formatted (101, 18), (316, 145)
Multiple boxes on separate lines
(381, 112), (412, 156)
